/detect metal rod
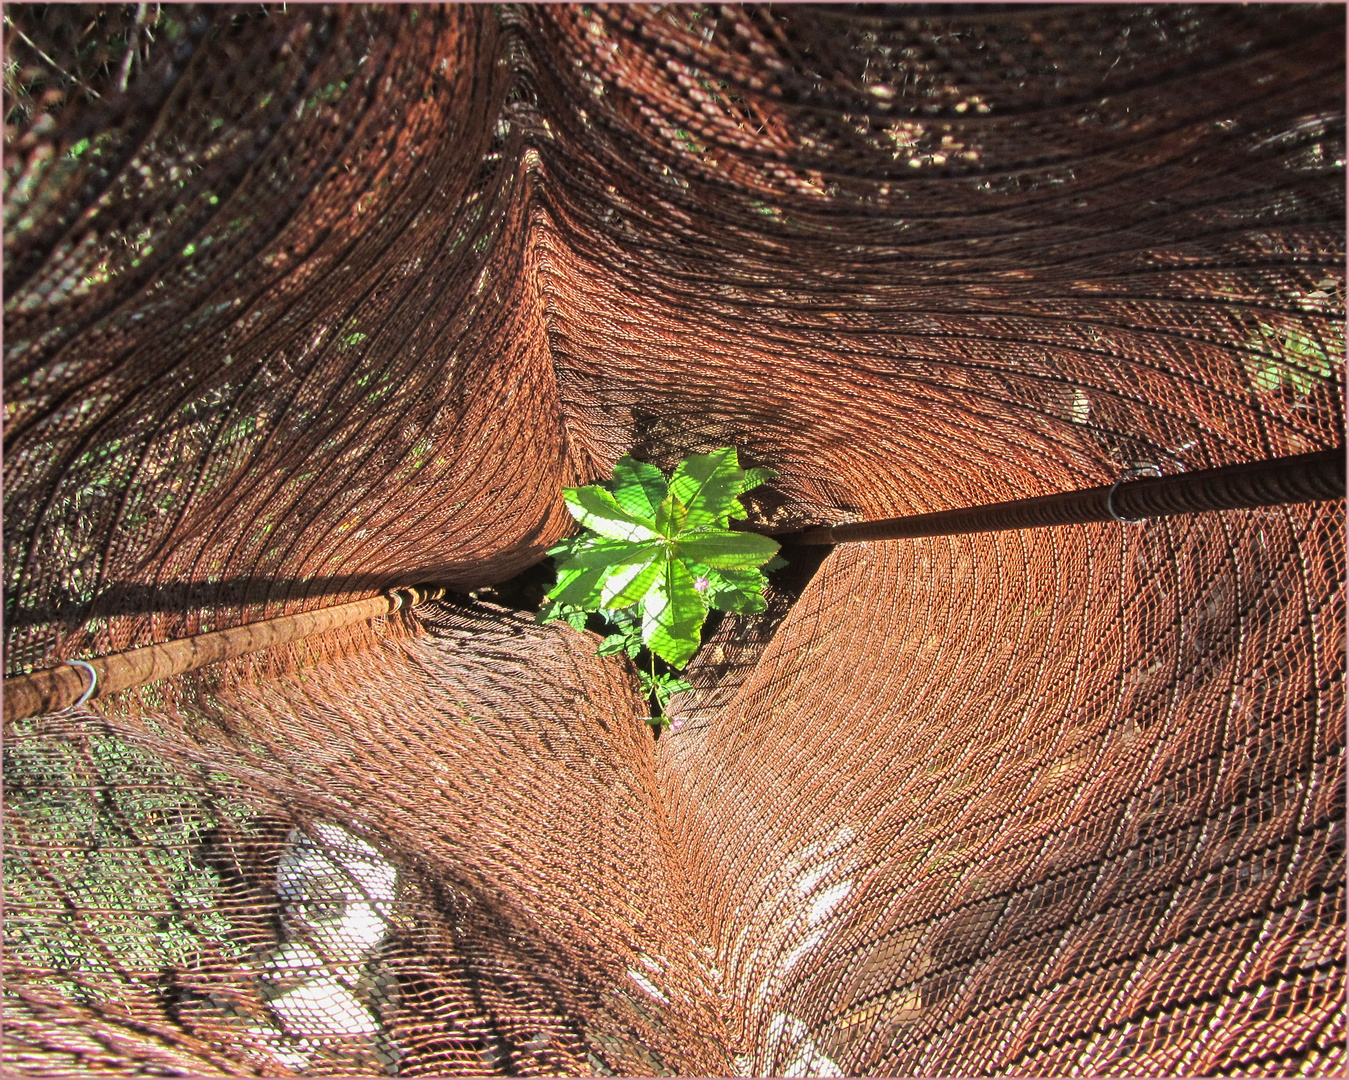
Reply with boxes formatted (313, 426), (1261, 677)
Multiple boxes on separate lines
(3, 585), (446, 724)
(784, 449), (1344, 546)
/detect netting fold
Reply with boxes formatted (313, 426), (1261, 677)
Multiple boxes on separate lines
(4, 3), (1344, 1076)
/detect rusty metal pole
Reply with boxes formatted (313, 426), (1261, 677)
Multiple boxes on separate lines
(3, 586), (446, 724)
(784, 449), (1344, 546)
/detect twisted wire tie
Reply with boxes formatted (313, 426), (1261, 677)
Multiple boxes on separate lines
(67, 660), (98, 708)
(1107, 464), (1163, 525)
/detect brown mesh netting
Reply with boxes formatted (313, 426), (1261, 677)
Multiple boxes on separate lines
(4, 4), (1344, 1076)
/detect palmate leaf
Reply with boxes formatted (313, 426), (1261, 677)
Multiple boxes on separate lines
(668, 448), (747, 529)
(550, 536), (665, 609)
(555, 538), (657, 572)
(677, 528), (780, 569)
(546, 533), (589, 560)
(653, 493), (688, 538)
(641, 557), (706, 667)
(706, 585), (767, 614)
(688, 565), (769, 614)
(563, 485), (660, 542)
(599, 552), (664, 608)
(544, 560), (615, 612)
(543, 448), (787, 683)
(740, 466), (778, 492)
(547, 563), (609, 608)
(610, 457), (668, 518)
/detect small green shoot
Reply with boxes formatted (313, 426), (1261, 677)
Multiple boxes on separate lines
(537, 447), (784, 728)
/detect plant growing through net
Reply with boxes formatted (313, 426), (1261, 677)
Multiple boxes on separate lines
(1244, 277), (1344, 396)
(537, 448), (785, 727)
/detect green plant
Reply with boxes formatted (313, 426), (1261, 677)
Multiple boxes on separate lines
(595, 605), (694, 716)
(1249, 321), (1338, 395)
(1244, 278), (1343, 396)
(537, 448), (785, 725)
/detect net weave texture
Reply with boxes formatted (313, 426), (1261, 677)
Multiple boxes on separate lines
(3, 4), (1345, 1076)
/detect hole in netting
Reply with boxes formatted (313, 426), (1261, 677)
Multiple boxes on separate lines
(451, 513), (833, 737)
(436, 431), (831, 735)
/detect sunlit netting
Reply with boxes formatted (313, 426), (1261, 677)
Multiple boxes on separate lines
(4, 4), (1344, 1076)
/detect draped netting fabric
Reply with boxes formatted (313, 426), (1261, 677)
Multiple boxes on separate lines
(3, 4), (1344, 1076)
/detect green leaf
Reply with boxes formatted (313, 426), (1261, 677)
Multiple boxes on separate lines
(740, 466), (777, 493)
(763, 554), (788, 572)
(701, 567), (768, 614)
(677, 529), (781, 570)
(662, 682), (691, 709)
(1250, 323), (1337, 395)
(638, 669), (660, 698)
(541, 449), (781, 676)
(639, 671), (694, 715)
(556, 538), (658, 572)
(546, 534), (586, 559)
(535, 598), (572, 625)
(706, 587), (767, 614)
(668, 448), (747, 529)
(680, 564), (768, 606)
(610, 457), (668, 518)
(550, 560), (593, 595)
(653, 493), (689, 538)
(536, 598), (593, 631)
(641, 557), (706, 667)
(597, 633), (632, 656)
(599, 551), (664, 607)
(562, 485), (660, 542)
(710, 567), (768, 591)
(547, 564), (609, 608)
